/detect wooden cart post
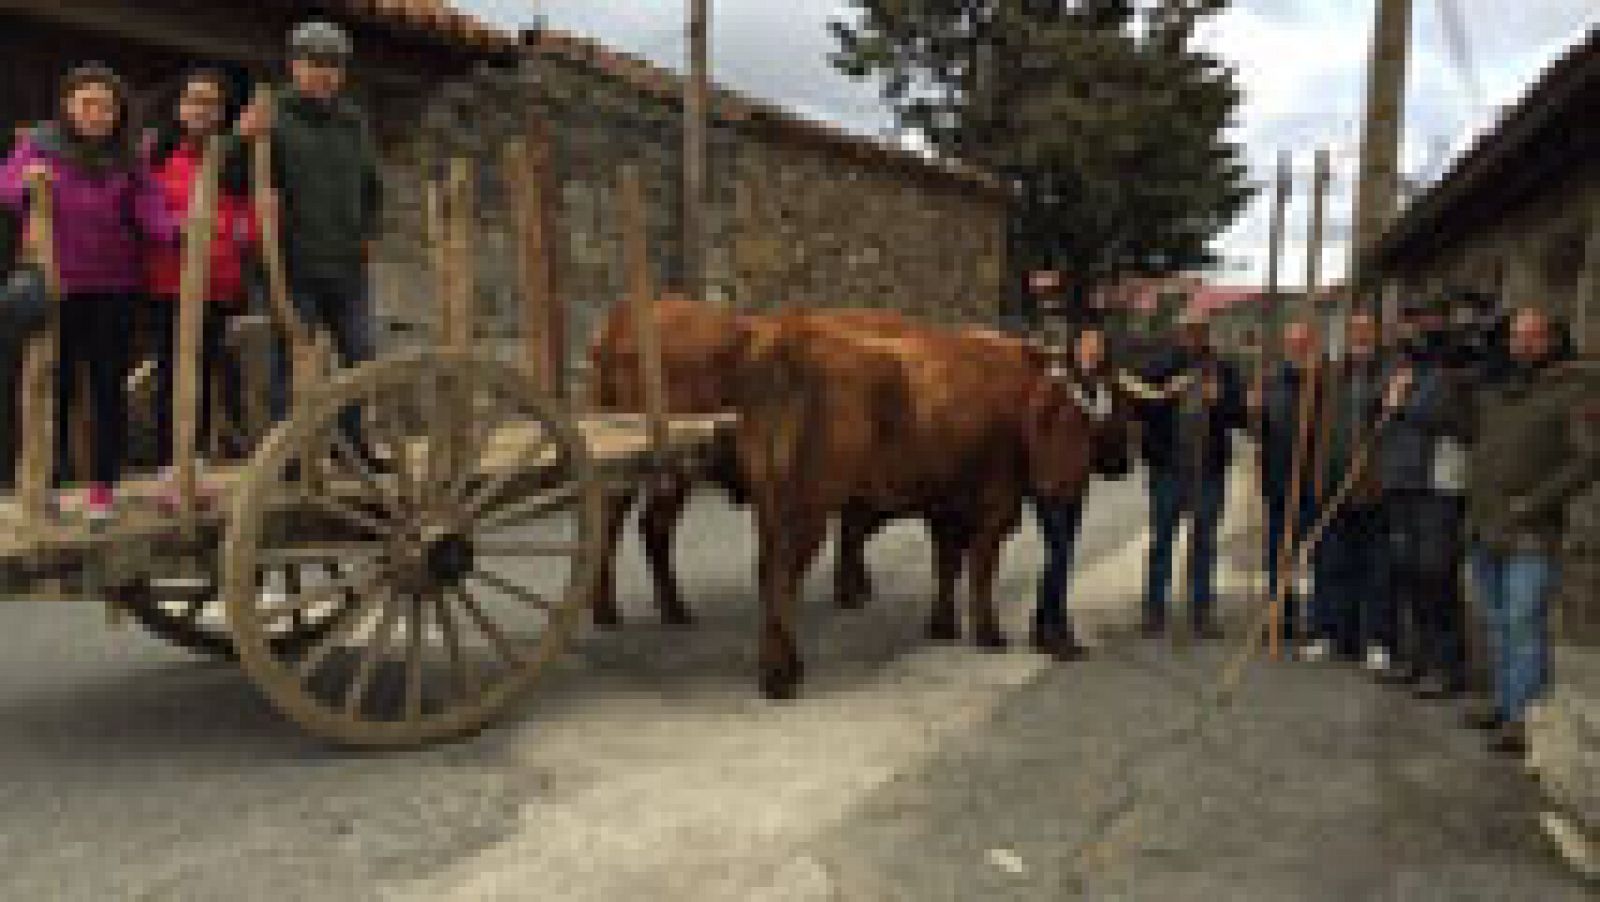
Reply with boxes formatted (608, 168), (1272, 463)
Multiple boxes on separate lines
(444, 158), (475, 351)
(17, 168), (61, 519)
(174, 137), (223, 524)
(619, 165), (669, 460)
(505, 125), (559, 398)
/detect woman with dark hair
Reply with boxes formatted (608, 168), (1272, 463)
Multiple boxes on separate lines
(142, 66), (256, 507)
(0, 63), (177, 519)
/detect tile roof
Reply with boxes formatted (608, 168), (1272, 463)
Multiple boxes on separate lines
(317, 1), (1006, 199)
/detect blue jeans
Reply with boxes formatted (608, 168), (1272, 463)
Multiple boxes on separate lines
(1470, 547), (1554, 723)
(1263, 489), (1317, 641)
(1312, 504), (1390, 656)
(1144, 467), (1225, 627)
(268, 274), (376, 448)
(1034, 496), (1086, 637)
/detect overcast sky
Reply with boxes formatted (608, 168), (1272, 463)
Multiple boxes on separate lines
(461, 1), (1596, 287)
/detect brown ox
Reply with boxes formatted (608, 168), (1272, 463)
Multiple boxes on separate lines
(586, 297), (913, 626)
(735, 316), (1115, 698)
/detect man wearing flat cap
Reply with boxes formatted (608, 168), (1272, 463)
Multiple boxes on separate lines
(238, 20), (383, 462)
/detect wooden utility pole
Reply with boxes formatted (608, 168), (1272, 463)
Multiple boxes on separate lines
(1349, 0), (1414, 321)
(1306, 148), (1330, 307)
(682, 0), (710, 300)
(1265, 150), (1291, 328)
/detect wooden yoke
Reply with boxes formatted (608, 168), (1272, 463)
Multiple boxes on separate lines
(17, 168), (61, 518)
(174, 136), (223, 524)
(619, 164), (669, 462)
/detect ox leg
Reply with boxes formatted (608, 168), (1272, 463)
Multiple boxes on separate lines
(834, 502), (885, 610)
(756, 504), (826, 700)
(641, 477), (695, 626)
(926, 516), (966, 643)
(593, 487), (637, 628)
(967, 517), (1016, 651)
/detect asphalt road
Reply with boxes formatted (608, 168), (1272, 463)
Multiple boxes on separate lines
(0, 472), (1583, 899)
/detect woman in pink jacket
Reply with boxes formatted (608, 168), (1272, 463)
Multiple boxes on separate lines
(0, 64), (178, 518)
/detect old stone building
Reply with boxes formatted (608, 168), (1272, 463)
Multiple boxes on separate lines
(1369, 24), (1598, 877)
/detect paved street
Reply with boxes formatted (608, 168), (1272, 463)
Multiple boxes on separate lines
(0, 472), (1586, 899)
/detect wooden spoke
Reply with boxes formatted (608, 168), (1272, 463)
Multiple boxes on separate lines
(468, 568), (553, 611)
(262, 561), (383, 626)
(404, 594), (427, 723)
(451, 585), (531, 669)
(258, 544), (386, 568)
(343, 593), (400, 715)
(295, 589), (387, 680)
(326, 428), (410, 521)
(451, 434), (564, 525)
(430, 587), (477, 701)
(471, 483), (582, 535)
(304, 492), (401, 539)
(473, 540), (583, 558)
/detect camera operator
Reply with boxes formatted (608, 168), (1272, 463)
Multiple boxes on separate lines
(1374, 297), (1472, 699)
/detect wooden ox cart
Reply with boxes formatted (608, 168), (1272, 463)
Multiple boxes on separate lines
(1, 129), (719, 748)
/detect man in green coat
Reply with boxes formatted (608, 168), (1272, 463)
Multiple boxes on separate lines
(238, 20), (383, 449)
(1464, 307), (1598, 756)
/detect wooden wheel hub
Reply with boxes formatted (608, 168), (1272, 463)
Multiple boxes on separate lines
(424, 532), (475, 589)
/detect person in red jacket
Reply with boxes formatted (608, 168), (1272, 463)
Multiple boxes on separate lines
(142, 67), (256, 506)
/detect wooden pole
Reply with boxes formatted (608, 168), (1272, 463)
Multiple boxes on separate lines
(1256, 151), (1292, 648)
(620, 165), (669, 457)
(1265, 150), (1290, 317)
(1350, 0), (1414, 330)
(506, 122), (558, 397)
(1272, 353), (1319, 661)
(17, 168), (60, 518)
(250, 85), (310, 355)
(1307, 149), (1335, 504)
(682, 0), (710, 300)
(444, 158), (475, 351)
(174, 137), (223, 521)
(1306, 148), (1330, 307)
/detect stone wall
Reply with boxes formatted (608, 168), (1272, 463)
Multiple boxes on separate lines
(364, 54), (1008, 373)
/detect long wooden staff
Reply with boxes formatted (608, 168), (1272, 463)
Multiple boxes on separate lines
(1271, 358), (1318, 660)
(173, 136), (223, 525)
(248, 86), (313, 400)
(17, 166), (60, 518)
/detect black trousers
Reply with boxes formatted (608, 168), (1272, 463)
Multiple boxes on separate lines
(1386, 490), (1466, 685)
(144, 298), (242, 467)
(54, 293), (133, 487)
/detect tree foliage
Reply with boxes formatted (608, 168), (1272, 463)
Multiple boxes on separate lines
(831, 0), (1253, 300)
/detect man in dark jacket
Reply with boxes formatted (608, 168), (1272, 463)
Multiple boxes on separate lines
(1247, 319), (1324, 650)
(239, 20), (383, 449)
(1375, 298), (1471, 698)
(1306, 312), (1391, 667)
(1464, 307), (1597, 755)
(1129, 311), (1246, 638)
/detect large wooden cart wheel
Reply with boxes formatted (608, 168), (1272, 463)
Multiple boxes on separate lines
(222, 349), (602, 747)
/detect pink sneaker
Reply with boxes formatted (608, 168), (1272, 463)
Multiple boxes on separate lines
(85, 483), (116, 522)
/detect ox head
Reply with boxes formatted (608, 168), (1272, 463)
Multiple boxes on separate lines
(1022, 368), (1133, 502)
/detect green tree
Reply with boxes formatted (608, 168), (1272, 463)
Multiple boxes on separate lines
(832, 0), (1252, 316)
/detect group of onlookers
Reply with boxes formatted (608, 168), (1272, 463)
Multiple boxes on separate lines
(1031, 297), (1595, 758)
(0, 20), (379, 519)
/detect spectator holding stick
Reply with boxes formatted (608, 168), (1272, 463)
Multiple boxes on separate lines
(0, 64), (178, 519)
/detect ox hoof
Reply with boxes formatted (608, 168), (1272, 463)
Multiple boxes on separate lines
(974, 631), (1009, 652)
(660, 607), (696, 627)
(927, 620), (961, 643)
